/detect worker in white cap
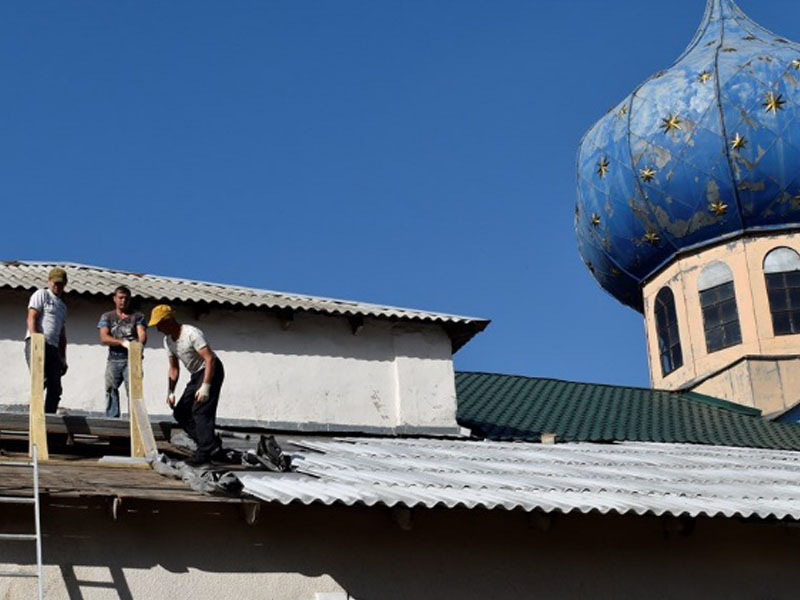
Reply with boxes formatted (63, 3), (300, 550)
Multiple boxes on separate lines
(25, 267), (69, 413)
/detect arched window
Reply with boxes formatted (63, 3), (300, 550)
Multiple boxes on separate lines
(654, 287), (683, 376)
(698, 261), (741, 353)
(764, 247), (800, 335)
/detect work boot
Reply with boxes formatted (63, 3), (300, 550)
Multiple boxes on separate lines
(211, 445), (242, 465)
(256, 435), (291, 472)
(184, 454), (211, 468)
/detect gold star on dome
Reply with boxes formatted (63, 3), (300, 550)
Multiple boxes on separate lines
(743, 35), (756, 41)
(792, 59), (800, 71)
(597, 157), (610, 178)
(722, 47), (737, 53)
(644, 231), (660, 245)
(699, 71), (712, 83)
(763, 91), (786, 114)
(610, 267), (621, 278)
(661, 114), (682, 134)
(731, 133), (747, 150)
(618, 105), (628, 118)
(640, 167), (657, 182)
(591, 213), (601, 227)
(709, 201), (728, 216)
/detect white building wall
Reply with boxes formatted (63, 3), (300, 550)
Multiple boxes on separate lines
(0, 289), (458, 430)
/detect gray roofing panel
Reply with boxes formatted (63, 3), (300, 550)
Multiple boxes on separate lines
(0, 262), (489, 348)
(240, 438), (800, 520)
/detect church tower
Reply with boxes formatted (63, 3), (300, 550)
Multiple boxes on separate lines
(576, 0), (800, 414)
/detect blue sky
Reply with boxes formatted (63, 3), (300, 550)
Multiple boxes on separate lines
(1, 0), (797, 386)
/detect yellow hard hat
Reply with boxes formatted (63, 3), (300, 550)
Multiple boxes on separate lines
(148, 304), (175, 327)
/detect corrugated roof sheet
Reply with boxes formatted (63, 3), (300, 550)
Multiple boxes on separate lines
(455, 371), (800, 451)
(0, 261), (489, 351)
(240, 437), (800, 520)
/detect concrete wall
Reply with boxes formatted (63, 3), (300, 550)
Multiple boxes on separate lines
(691, 356), (800, 414)
(643, 233), (800, 411)
(0, 499), (798, 600)
(0, 290), (458, 430)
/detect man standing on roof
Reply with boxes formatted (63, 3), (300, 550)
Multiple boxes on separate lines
(148, 304), (224, 466)
(98, 286), (147, 418)
(25, 267), (69, 413)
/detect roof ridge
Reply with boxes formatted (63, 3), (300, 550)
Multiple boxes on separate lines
(455, 370), (673, 396)
(679, 391), (761, 416)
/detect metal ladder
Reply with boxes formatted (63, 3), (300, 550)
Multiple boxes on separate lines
(0, 444), (44, 600)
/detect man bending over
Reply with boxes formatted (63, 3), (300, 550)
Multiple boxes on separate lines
(148, 304), (224, 466)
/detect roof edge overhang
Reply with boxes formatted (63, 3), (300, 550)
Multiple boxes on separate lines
(0, 260), (490, 353)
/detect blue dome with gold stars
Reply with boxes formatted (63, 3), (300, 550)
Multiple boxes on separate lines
(576, 0), (800, 311)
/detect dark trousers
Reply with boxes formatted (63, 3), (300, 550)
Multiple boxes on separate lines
(173, 358), (224, 460)
(24, 339), (63, 414)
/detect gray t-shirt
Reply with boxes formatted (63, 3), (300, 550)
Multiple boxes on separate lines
(26, 289), (67, 348)
(164, 324), (211, 374)
(98, 310), (146, 359)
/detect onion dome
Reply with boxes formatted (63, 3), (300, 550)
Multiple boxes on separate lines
(576, 0), (800, 311)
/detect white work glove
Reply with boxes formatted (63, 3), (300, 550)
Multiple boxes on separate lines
(195, 383), (211, 404)
(120, 339), (130, 350)
(166, 392), (176, 408)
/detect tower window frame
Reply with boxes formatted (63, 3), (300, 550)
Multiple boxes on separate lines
(654, 286), (683, 376)
(764, 247), (800, 336)
(698, 261), (742, 353)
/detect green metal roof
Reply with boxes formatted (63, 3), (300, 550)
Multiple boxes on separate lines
(455, 371), (800, 451)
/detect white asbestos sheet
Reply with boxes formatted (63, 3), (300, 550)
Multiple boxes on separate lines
(239, 438), (800, 520)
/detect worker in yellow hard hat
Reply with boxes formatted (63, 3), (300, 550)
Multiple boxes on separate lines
(148, 304), (225, 466)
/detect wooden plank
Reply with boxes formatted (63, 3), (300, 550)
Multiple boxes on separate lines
(130, 398), (157, 459)
(0, 462), (242, 503)
(0, 412), (171, 441)
(128, 341), (144, 457)
(28, 333), (49, 460)
(43, 458), (152, 470)
(0, 455), (148, 470)
(128, 342), (157, 459)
